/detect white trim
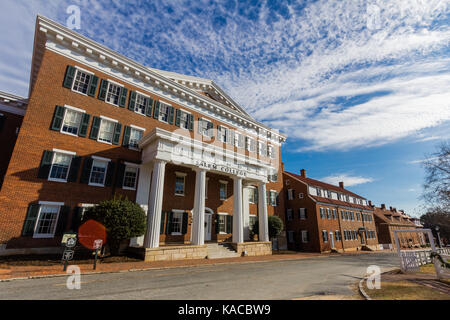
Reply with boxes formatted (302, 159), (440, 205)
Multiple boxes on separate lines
(91, 155), (112, 162)
(74, 65), (94, 75)
(81, 203), (95, 208)
(124, 162), (140, 168)
(135, 90), (150, 97)
(107, 78), (124, 87)
(175, 171), (188, 177)
(38, 201), (65, 206)
(130, 124), (146, 131)
(64, 104), (86, 113)
(219, 180), (229, 184)
(172, 209), (185, 214)
(99, 115), (118, 123)
(52, 148), (76, 156)
(179, 108), (192, 115)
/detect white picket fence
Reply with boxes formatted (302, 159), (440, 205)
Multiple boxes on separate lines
(400, 248), (450, 273)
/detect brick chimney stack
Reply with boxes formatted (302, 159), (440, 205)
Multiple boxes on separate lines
(339, 181), (344, 189)
(381, 204), (386, 209)
(390, 206), (393, 211)
(300, 169), (307, 178)
(368, 200), (373, 207)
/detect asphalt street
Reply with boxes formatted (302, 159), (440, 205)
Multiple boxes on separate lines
(0, 252), (399, 300)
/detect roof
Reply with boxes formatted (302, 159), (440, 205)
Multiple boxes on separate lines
(373, 206), (418, 227)
(310, 195), (373, 211)
(284, 171), (367, 200)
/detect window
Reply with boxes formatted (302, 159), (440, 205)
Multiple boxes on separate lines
(72, 69), (92, 95)
(89, 159), (108, 186)
(129, 127), (144, 150)
(299, 208), (307, 220)
(301, 230), (309, 243)
(248, 187), (257, 204)
(287, 231), (294, 243)
(179, 111), (190, 130)
(298, 193), (304, 199)
(175, 173), (186, 196)
(249, 215), (258, 233)
(123, 166), (138, 190)
(98, 118), (116, 144)
(322, 230), (328, 242)
(246, 137), (256, 152)
(269, 191), (277, 206)
(49, 152), (73, 182)
(61, 109), (83, 135)
(288, 189), (294, 200)
(335, 230), (341, 241)
(316, 188), (322, 197)
(219, 181), (228, 200)
(170, 211), (183, 235)
(287, 209), (293, 221)
(234, 132), (244, 148)
(34, 205), (60, 238)
(320, 207), (325, 219)
(159, 102), (171, 123)
(267, 145), (275, 159)
(332, 209), (337, 219)
(135, 93), (149, 115)
(218, 126), (229, 143)
(356, 212), (361, 221)
(106, 82), (122, 106)
(257, 142), (267, 156)
(218, 214), (231, 234)
(327, 190), (332, 198)
(326, 208), (332, 219)
(198, 118), (213, 137)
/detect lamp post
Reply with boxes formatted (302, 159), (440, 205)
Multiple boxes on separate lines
(435, 226), (442, 249)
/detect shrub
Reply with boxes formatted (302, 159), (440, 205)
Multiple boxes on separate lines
(250, 215), (284, 240)
(83, 197), (146, 254)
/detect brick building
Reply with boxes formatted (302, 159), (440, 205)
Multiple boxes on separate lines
(0, 16), (287, 259)
(283, 169), (379, 253)
(372, 204), (424, 249)
(0, 91), (27, 189)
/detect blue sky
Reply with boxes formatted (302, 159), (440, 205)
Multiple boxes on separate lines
(1, 0), (449, 216)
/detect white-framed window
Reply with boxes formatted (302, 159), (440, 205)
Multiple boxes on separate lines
(48, 151), (74, 182)
(287, 209), (293, 221)
(299, 208), (307, 220)
(123, 165), (139, 190)
(135, 93), (149, 115)
(89, 158), (109, 186)
(106, 81), (123, 106)
(335, 230), (341, 241)
(34, 203), (62, 238)
(332, 209), (337, 219)
(159, 102), (171, 123)
(219, 180), (228, 200)
(98, 118), (116, 144)
(257, 142), (267, 156)
(301, 230), (309, 243)
(175, 172), (186, 196)
(179, 110), (190, 130)
(170, 210), (183, 235)
(61, 107), (84, 136)
(129, 127), (144, 150)
(269, 191), (277, 206)
(234, 132), (245, 148)
(288, 189), (294, 200)
(246, 137), (256, 152)
(322, 230), (328, 242)
(218, 213), (231, 234)
(287, 231), (294, 243)
(198, 118), (213, 137)
(248, 186), (257, 204)
(218, 126), (229, 143)
(326, 208), (332, 219)
(320, 207), (325, 219)
(72, 68), (93, 95)
(267, 145), (275, 159)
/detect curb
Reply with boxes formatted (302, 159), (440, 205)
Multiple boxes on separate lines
(358, 277), (371, 300)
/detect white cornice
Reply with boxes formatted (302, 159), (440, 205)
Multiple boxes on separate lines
(35, 15), (287, 144)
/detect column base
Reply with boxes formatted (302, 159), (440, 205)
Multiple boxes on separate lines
(231, 241), (272, 257)
(129, 245), (208, 262)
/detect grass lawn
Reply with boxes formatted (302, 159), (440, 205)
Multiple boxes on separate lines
(364, 281), (450, 300)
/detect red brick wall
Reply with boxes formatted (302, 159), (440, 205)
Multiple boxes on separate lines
(0, 48), (284, 248)
(0, 110), (23, 189)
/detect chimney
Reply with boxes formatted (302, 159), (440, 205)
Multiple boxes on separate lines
(368, 200), (373, 207)
(339, 181), (344, 189)
(300, 169), (307, 178)
(381, 204), (386, 210)
(390, 206), (393, 211)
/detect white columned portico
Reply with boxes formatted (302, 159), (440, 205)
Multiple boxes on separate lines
(258, 182), (269, 242)
(191, 168), (207, 245)
(242, 185), (251, 240)
(143, 160), (166, 249)
(233, 177), (244, 243)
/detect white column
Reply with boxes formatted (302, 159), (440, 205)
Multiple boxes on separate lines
(191, 169), (207, 245)
(242, 185), (250, 240)
(130, 163), (153, 247)
(143, 160), (166, 249)
(233, 177), (244, 243)
(258, 182), (269, 242)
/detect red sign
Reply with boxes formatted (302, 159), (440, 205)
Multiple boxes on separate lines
(78, 219), (107, 250)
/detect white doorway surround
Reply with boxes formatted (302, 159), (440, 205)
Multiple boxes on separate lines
(204, 208), (213, 241)
(330, 232), (335, 249)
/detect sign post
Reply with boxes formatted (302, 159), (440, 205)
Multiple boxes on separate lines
(61, 233), (77, 271)
(78, 220), (107, 271)
(93, 239), (103, 270)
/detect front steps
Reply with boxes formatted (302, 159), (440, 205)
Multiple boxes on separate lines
(206, 243), (240, 259)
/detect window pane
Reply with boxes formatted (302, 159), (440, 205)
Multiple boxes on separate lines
(159, 103), (169, 122)
(175, 176), (185, 195)
(35, 205), (59, 236)
(129, 128), (143, 149)
(90, 160), (107, 185)
(123, 167), (138, 189)
(49, 153), (72, 180)
(180, 112), (189, 129)
(171, 213), (182, 233)
(106, 83), (121, 105)
(62, 109), (82, 135)
(135, 94), (147, 114)
(72, 70), (91, 94)
(98, 120), (114, 143)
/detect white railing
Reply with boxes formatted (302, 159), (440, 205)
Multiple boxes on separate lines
(400, 248), (450, 273)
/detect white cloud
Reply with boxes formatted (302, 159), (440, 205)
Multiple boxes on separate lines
(320, 173), (374, 187)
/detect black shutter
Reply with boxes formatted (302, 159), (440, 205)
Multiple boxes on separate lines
(276, 193), (280, 206)
(55, 206), (70, 236)
(105, 161), (116, 187)
(70, 207), (83, 232)
(38, 150), (54, 179)
(215, 215), (220, 234)
(78, 113), (91, 137)
(88, 76), (99, 97)
(112, 123), (122, 145)
(153, 101), (160, 119)
(63, 65), (76, 89)
(67, 156), (82, 182)
(188, 114), (194, 131)
(168, 106), (175, 125)
(226, 215), (232, 234)
(89, 116), (101, 140)
(122, 126), (131, 147)
(146, 98), (154, 117)
(166, 211), (173, 234)
(98, 79), (108, 101)
(116, 163), (126, 188)
(175, 109), (181, 127)
(181, 212), (189, 234)
(51, 105), (65, 131)
(22, 203), (40, 236)
(119, 87), (128, 108)
(160, 211), (166, 234)
(80, 157), (93, 184)
(128, 91), (137, 111)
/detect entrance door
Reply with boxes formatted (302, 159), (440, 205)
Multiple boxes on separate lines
(330, 232), (335, 249)
(360, 232), (366, 245)
(204, 213), (212, 241)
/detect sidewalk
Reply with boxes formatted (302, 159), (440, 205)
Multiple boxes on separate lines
(0, 251), (377, 281)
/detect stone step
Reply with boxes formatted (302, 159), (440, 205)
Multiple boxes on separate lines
(206, 243), (240, 259)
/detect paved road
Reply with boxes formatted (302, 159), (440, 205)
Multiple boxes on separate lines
(0, 252), (399, 300)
